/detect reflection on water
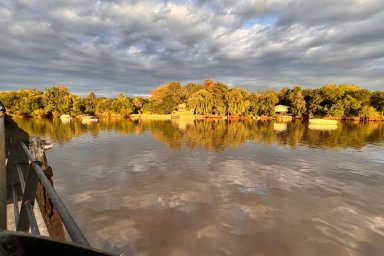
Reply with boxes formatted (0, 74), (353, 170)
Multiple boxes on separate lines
(12, 118), (384, 255)
(13, 118), (384, 150)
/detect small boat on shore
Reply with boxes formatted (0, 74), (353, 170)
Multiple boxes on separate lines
(81, 115), (99, 124)
(309, 119), (338, 125)
(60, 114), (71, 119)
(82, 115), (99, 122)
(41, 140), (53, 150)
(60, 114), (72, 123)
(308, 123), (338, 131)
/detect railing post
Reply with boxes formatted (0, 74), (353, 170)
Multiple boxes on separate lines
(1, 116), (91, 249)
(30, 137), (65, 240)
(3, 115), (30, 231)
(21, 143), (90, 246)
(0, 116), (6, 230)
(16, 161), (40, 233)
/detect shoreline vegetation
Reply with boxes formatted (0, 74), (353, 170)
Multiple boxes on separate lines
(1, 80), (383, 121)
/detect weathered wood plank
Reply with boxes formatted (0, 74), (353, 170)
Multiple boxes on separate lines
(29, 137), (65, 240)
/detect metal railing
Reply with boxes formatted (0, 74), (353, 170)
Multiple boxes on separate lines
(0, 116), (6, 231)
(0, 115), (113, 255)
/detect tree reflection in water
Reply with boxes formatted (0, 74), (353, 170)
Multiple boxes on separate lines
(11, 117), (384, 255)
(12, 118), (384, 150)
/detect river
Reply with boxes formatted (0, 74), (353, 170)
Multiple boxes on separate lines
(13, 118), (384, 256)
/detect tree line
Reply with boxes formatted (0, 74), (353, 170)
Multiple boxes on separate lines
(1, 81), (383, 120)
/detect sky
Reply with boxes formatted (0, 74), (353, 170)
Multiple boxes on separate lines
(0, 0), (383, 96)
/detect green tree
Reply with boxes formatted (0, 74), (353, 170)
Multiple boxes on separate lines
(350, 89), (371, 107)
(319, 84), (364, 118)
(343, 95), (361, 117)
(286, 86), (306, 118)
(1, 90), (44, 117)
(359, 106), (381, 120)
(43, 86), (72, 117)
(225, 88), (250, 116)
(259, 90), (278, 116)
(304, 89), (324, 118)
(204, 79), (215, 93)
(167, 81), (183, 106)
(371, 91), (384, 113)
(132, 97), (148, 114)
(113, 94), (134, 117)
(148, 82), (183, 114)
(327, 103), (345, 118)
(70, 95), (83, 116)
(212, 82), (229, 116)
(84, 92), (97, 115)
(188, 89), (214, 115)
(181, 83), (203, 103)
(278, 87), (290, 106)
(247, 92), (262, 116)
(95, 98), (113, 116)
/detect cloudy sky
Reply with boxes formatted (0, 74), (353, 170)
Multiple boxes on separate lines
(1, 0), (383, 96)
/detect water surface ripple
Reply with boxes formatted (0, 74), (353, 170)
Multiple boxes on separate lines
(14, 119), (384, 255)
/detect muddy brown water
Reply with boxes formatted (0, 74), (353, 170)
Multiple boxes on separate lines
(13, 118), (384, 255)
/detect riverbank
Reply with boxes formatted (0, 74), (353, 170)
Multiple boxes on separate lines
(7, 113), (384, 121)
(129, 114), (384, 121)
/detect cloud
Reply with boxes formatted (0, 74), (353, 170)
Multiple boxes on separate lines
(0, 0), (383, 96)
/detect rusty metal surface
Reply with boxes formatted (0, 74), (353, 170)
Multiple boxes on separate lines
(29, 137), (65, 241)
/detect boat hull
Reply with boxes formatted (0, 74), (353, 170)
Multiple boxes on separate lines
(309, 119), (338, 125)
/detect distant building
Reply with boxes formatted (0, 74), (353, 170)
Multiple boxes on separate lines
(275, 105), (290, 114)
(177, 103), (186, 111)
